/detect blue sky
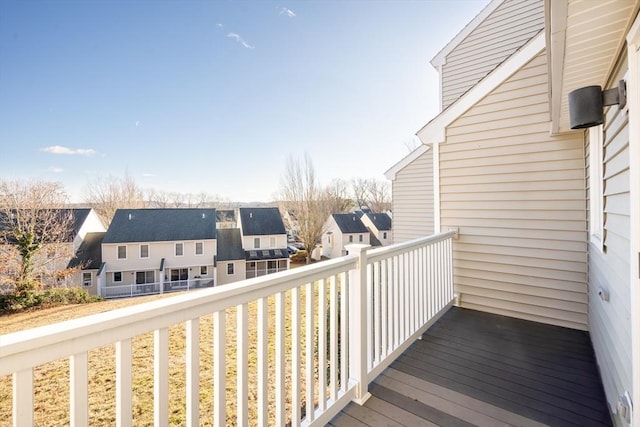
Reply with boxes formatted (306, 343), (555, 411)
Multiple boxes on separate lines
(0, 0), (488, 203)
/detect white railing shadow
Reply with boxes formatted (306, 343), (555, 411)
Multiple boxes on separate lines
(0, 231), (454, 427)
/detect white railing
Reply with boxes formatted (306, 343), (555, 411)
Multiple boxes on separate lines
(102, 279), (215, 299)
(0, 231), (454, 427)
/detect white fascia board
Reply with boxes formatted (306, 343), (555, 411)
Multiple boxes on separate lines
(417, 31), (546, 144)
(384, 144), (431, 180)
(430, 0), (505, 68)
(547, 0), (568, 135)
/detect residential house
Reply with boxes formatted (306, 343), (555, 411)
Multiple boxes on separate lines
(385, 0), (640, 423)
(322, 213), (370, 258)
(215, 228), (246, 285)
(237, 207), (289, 278)
(66, 231), (106, 295)
(98, 209), (217, 298)
(360, 212), (392, 246)
(281, 208), (300, 241)
(0, 208), (106, 288)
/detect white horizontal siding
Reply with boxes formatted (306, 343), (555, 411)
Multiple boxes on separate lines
(588, 59), (632, 420)
(391, 148), (434, 243)
(441, 0), (544, 109)
(440, 50), (589, 329)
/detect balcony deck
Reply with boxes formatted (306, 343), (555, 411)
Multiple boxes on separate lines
(331, 307), (612, 427)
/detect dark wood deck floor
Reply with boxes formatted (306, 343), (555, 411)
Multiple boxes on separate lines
(330, 307), (612, 427)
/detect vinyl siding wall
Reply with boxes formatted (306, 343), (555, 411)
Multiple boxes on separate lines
(391, 148), (434, 243)
(441, 0), (543, 109)
(441, 51), (589, 330)
(587, 60), (632, 423)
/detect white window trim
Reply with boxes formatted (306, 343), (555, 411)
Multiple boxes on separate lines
(175, 242), (184, 257)
(140, 244), (149, 259)
(200, 265), (207, 275)
(269, 236), (276, 248)
(588, 124), (604, 251)
(113, 272), (122, 283)
(254, 237), (261, 249)
(227, 262), (235, 276)
(195, 241), (204, 256)
(82, 272), (92, 287)
(117, 245), (127, 260)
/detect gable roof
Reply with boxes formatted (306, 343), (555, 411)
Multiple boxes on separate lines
(68, 231), (105, 269)
(239, 207), (286, 236)
(417, 31), (545, 144)
(385, 144), (430, 179)
(0, 208), (93, 243)
(332, 213), (369, 234)
(364, 212), (392, 231)
(431, 0), (505, 68)
(216, 228), (245, 261)
(103, 209), (216, 244)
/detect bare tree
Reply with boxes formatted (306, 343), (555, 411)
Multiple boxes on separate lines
(0, 180), (75, 294)
(365, 179), (392, 213)
(278, 154), (331, 264)
(84, 173), (146, 226)
(324, 179), (355, 214)
(350, 178), (391, 213)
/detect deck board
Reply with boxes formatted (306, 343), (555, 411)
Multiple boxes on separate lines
(332, 307), (612, 426)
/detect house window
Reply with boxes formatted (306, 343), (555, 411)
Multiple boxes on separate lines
(113, 272), (122, 282)
(588, 125), (604, 250)
(200, 266), (207, 275)
(227, 263), (234, 275)
(170, 268), (188, 282)
(136, 271), (155, 284)
(140, 244), (149, 258)
(195, 242), (203, 255)
(175, 243), (184, 256)
(254, 238), (260, 249)
(349, 235), (353, 243)
(82, 272), (92, 287)
(117, 245), (127, 259)
(270, 237), (276, 248)
(383, 232), (387, 239)
(359, 234), (363, 242)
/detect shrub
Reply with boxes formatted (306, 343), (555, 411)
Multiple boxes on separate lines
(0, 286), (102, 314)
(290, 250), (307, 263)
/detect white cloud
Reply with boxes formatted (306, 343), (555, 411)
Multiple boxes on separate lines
(45, 167), (64, 173)
(280, 7), (296, 17)
(217, 23), (223, 29)
(41, 145), (97, 156)
(227, 32), (254, 49)
(135, 120), (142, 127)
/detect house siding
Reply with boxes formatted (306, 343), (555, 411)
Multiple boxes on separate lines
(441, 51), (589, 330)
(391, 148), (434, 243)
(587, 59), (632, 423)
(441, 0), (544, 109)
(217, 261), (246, 286)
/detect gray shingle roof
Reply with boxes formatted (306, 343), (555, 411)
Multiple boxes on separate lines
(332, 213), (369, 234)
(0, 208), (93, 243)
(103, 209), (216, 243)
(365, 212), (392, 231)
(216, 228), (245, 261)
(245, 249), (289, 261)
(239, 207), (286, 236)
(68, 232), (106, 269)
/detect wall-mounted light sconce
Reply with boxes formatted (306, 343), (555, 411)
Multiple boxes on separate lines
(568, 80), (626, 129)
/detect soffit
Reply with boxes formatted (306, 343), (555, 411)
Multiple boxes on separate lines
(549, 0), (638, 133)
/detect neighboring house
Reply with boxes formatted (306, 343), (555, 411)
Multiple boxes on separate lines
(216, 210), (236, 229)
(386, 0), (640, 423)
(215, 228), (246, 286)
(0, 208), (106, 289)
(322, 213), (370, 258)
(99, 209), (217, 298)
(237, 207), (289, 279)
(360, 212), (392, 246)
(67, 231), (106, 295)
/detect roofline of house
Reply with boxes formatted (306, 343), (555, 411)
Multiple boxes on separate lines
(430, 0), (506, 68)
(384, 144), (430, 180)
(417, 31), (546, 144)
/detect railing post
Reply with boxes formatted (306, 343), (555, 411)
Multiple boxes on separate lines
(345, 244), (371, 405)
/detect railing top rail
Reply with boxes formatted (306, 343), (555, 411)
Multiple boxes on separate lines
(0, 254), (357, 374)
(367, 231), (454, 264)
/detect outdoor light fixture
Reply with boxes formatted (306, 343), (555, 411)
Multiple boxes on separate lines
(568, 80), (626, 129)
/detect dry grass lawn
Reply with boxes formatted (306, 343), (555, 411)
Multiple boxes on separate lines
(0, 284), (335, 426)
